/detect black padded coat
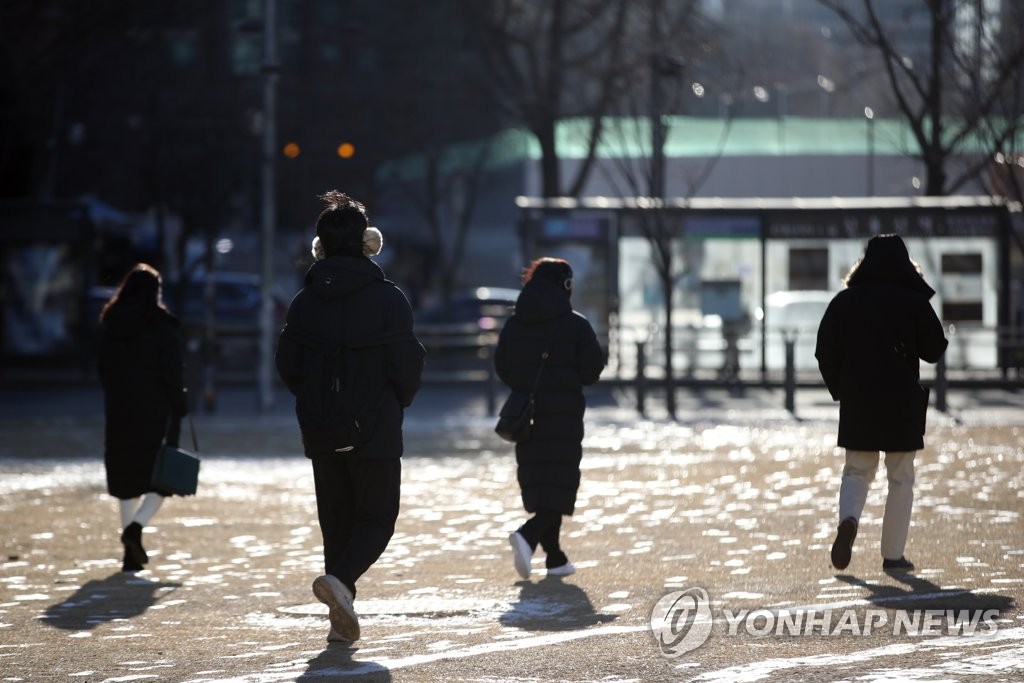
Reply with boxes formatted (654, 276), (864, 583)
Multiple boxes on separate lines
(275, 255), (425, 459)
(815, 272), (947, 453)
(99, 304), (188, 498)
(494, 278), (605, 515)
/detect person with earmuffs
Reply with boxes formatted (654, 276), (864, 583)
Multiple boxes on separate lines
(276, 190), (425, 643)
(494, 257), (605, 580)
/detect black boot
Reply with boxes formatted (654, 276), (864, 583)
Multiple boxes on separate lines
(121, 547), (144, 573)
(121, 521), (148, 566)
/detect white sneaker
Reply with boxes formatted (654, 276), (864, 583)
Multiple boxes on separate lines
(312, 575), (360, 642)
(547, 561), (576, 577)
(509, 531), (533, 579)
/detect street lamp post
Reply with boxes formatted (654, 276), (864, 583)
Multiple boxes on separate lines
(864, 106), (875, 196)
(258, 0), (278, 411)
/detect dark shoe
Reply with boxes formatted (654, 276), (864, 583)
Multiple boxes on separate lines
(883, 557), (915, 573)
(120, 522), (148, 565)
(830, 517), (858, 570)
(121, 548), (143, 573)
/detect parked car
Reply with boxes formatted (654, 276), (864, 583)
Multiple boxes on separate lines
(170, 272), (285, 335)
(753, 290), (833, 370)
(417, 286), (518, 327)
(415, 287), (519, 364)
(89, 272), (287, 335)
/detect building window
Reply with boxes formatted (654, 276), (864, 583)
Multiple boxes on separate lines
(940, 252), (983, 323)
(788, 247), (828, 290)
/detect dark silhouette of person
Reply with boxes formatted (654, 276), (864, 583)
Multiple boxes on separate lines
(495, 257), (605, 579)
(98, 263), (188, 572)
(816, 234), (947, 573)
(276, 191), (425, 643)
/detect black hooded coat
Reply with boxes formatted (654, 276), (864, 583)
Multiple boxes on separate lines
(494, 277), (605, 515)
(815, 235), (948, 452)
(275, 255), (425, 459)
(99, 303), (188, 498)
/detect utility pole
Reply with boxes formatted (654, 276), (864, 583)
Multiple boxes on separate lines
(258, 0), (278, 411)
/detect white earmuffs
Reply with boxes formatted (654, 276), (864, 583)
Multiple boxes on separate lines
(311, 227), (383, 260)
(363, 227), (383, 257)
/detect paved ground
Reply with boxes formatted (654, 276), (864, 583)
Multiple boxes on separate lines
(1, 383), (1022, 682)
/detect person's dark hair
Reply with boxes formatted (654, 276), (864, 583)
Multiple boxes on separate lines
(522, 257), (573, 294)
(100, 263), (166, 321)
(843, 233), (934, 297)
(315, 190), (370, 258)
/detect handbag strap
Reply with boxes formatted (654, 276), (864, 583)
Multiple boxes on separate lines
(528, 351), (549, 397)
(528, 314), (567, 398)
(186, 414), (199, 452)
(165, 415), (199, 452)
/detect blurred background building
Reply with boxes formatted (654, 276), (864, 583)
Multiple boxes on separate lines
(1, 1), (1021, 391)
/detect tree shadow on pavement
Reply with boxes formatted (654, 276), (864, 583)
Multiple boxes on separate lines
(301, 644), (391, 681)
(499, 576), (618, 631)
(41, 572), (181, 630)
(836, 572), (1016, 616)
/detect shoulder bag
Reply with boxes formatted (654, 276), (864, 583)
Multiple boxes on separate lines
(151, 416), (201, 496)
(495, 318), (563, 443)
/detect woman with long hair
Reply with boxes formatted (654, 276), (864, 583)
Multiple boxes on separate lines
(98, 263), (188, 572)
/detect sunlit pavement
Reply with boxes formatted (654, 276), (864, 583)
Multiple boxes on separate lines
(1, 385), (1022, 682)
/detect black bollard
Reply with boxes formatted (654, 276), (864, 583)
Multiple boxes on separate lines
(934, 353), (947, 413)
(636, 340), (647, 418)
(784, 336), (796, 413)
(485, 344), (497, 416)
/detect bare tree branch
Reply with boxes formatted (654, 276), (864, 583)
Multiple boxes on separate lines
(820, 0), (1024, 196)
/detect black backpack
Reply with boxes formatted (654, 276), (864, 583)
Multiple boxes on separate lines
(285, 301), (379, 456)
(298, 338), (365, 454)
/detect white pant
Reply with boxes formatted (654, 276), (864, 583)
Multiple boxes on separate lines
(837, 450), (916, 561)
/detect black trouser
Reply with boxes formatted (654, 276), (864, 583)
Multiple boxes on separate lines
(311, 455), (401, 597)
(517, 508), (569, 569)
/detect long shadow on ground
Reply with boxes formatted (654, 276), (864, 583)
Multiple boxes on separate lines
(837, 572), (1016, 618)
(500, 576), (618, 631)
(42, 572), (181, 630)
(301, 644), (392, 681)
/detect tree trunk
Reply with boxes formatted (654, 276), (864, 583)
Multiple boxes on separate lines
(536, 122), (562, 197)
(652, 214), (677, 420)
(661, 268), (676, 420)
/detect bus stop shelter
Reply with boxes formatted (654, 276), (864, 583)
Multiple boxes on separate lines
(514, 195), (1022, 382)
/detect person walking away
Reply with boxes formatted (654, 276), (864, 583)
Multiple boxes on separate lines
(495, 258), (605, 579)
(815, 234), (947, 573)
(276, 191), (425, 642)
(98, 263), (189, 573)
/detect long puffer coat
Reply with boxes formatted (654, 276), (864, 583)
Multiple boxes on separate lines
(815, 245), (948, 452)
(494, 278), (605, 515)
(99, 304), (188, 499)
(275, 254), (425, 459)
